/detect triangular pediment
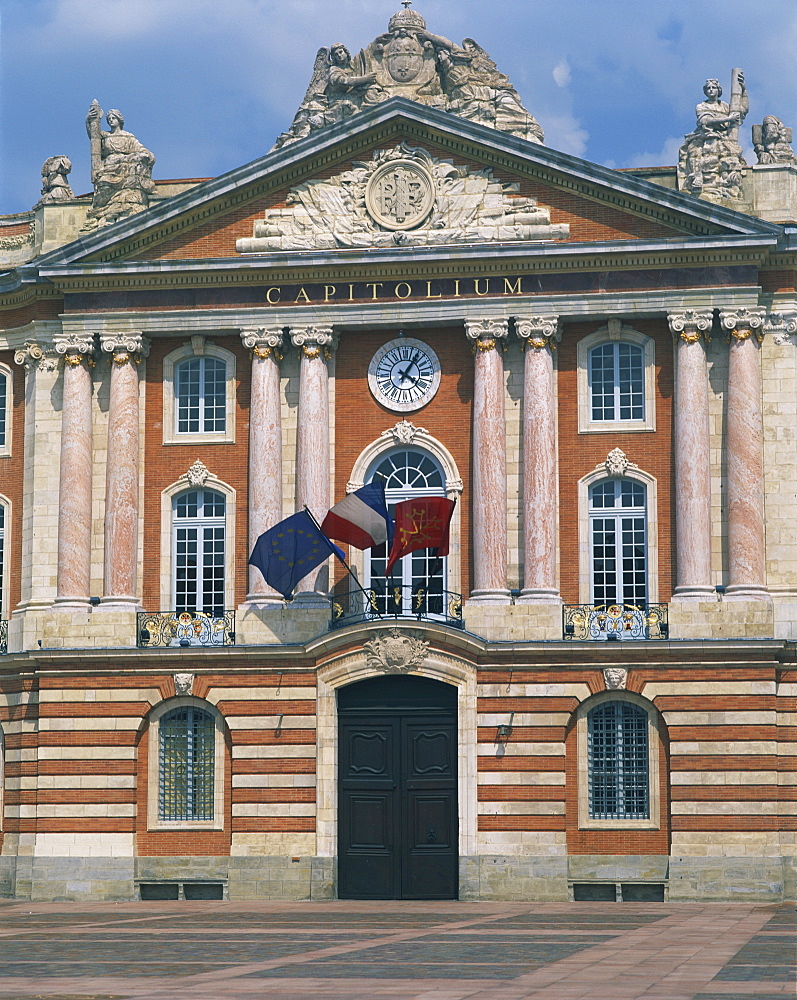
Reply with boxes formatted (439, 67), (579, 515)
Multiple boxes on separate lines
(35, 99), (779, 269)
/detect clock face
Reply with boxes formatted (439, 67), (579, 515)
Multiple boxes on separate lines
(368, 337), (441, 412)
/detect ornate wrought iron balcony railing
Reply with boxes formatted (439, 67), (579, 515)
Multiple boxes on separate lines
(563, 603), (668, 641)
(330, 585), (463, 630)
(0, 619), (7, 655)
(137, 611), (235, 648)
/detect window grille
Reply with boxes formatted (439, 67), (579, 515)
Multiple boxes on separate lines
(588, 701), (649, 819)
(589, 342), (644, 422)
(176, 357), (226, 434)
(0, 371), (6, 448)
(173, 489), (226, 615)
(589, 479), (647, 606)
(159, 706), (216, 821)
(365, 449), (446, 616)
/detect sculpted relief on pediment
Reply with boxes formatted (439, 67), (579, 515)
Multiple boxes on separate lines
(237, 143), (569, 252)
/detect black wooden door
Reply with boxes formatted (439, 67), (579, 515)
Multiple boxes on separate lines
(338, 678), (457, 899)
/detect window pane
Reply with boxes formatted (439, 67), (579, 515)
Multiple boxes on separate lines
(175, 358), (227, 435)
(589, 344), (615, 421)
(590, 480), (648, 605)
(173, 490), (226, 612)
(0, 372), (6, 448)
(202, 358), (227, 433)
(0, 504), (4, 616)
(588, 702), (649, 819)
(617, 343), (645, 420)
(589, 343), (645, 423)
(176, 359), (201, 434)
(159, 707), (215, 821)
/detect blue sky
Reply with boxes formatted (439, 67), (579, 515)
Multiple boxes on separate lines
(3, 0), (797, 215)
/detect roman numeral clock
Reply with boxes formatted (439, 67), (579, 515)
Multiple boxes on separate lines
(368, 337), (441, 412)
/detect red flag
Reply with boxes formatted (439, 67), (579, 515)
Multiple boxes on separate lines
(385, 497), (455, 577)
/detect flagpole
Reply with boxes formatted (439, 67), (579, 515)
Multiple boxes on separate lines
(302, 505), (383, 616)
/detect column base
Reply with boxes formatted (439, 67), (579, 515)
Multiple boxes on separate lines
(516, 588), (562, 605)
(96, 596), (143, 611)
(671, 585), (718, 602)
(240, 594), (286, 610)
(290, 591), (331, 609)
(467, 589), (511, 605)
(51, 596), (91, 611)
(724, 584), (771, 602)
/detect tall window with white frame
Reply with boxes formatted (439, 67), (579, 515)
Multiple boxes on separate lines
(588, 700), (650, 820)
(0, 370), (6, 450)
(365, 448), (447, 618)
(589, 342), (645, 422)
(159, 705), (215, 821)
(589, 479), (647, 606)
(0, 503), (4, 619)
(172, 489), (226, 616)
(175, 357), (227, 435)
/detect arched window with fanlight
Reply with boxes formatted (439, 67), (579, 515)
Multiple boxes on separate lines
(172, 488), (226, 615)
(364, 448), (447, 617)
(589, 478), (648, 607)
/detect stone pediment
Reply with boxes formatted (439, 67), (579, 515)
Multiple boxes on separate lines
(237, 142), (569, 252)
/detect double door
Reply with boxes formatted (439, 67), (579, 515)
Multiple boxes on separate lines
(339, 710), (458, 899)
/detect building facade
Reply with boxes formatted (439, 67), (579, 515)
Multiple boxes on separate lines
(0, 8), (795, 903)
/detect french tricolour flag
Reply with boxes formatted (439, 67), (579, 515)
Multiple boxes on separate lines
(321, 482), (393, 550)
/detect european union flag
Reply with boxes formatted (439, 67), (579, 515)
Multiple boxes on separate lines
(248, 510), (344, 600)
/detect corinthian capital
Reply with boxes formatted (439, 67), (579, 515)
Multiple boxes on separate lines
(241, 327), (284, 360)
(765, 306), (797, 345)
(719, 306), (766, 344)
(13, 339), (58, 372)
(515, 315), (561, 350)
(100, 331), (150, 365)
(290, 325), (336, 359)
(54, 332), (96, 365)
(464, 318), (509, 353)
(668, 310), (713, 344)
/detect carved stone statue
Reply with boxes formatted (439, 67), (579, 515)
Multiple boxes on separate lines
(753, 116), (797, 166)
(82, 101), (155, 231)
(36, 155), (74, 206)
(274, 3), (543, 148)
(678, 71), (748, 202)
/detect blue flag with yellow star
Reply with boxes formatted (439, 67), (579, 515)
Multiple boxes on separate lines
(248, 510), (344, 600)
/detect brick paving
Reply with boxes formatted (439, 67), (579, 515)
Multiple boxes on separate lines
(0, 900), (792, 1000)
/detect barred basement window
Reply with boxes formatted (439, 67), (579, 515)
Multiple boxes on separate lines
(589, 342), (644, 422)
(173, 489), (226, 615)
(159, 706), (216, 821)
(588, 701), (649, 820)
(175, 357), (227, 435)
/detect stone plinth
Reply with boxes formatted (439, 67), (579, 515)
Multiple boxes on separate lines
(668, 600), (775, 639)
(463, 602), (563, 641)
(235, 607), (330, 645)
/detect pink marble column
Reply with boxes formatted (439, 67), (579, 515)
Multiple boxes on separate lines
(669, 311), (716, 600)
(54, 335), (95, 609)
(241, 328), (284, 607)
(99, 333), (148, 608)
(515, 317), (562, 603)
(721, 309), (769, 600)
(465, 319), (510, 604)
(291, 326), (335, 605)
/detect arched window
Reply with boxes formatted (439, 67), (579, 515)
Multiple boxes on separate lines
(588, 342), (645, 423)
(365, 448), (447, 616)
(589, 479), (647, 606)
(158, 705), (216, 821)
(175, 356), (227, 435)
(172, 489), (226, 615)
(587, 701), (650, 820)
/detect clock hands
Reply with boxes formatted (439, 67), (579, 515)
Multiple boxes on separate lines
(396, 351), (422, 385)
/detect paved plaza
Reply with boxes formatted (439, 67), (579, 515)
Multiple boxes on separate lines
(0, 900), (793, 1000)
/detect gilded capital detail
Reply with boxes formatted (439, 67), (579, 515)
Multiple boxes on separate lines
(241, 327), (284, 361)
(720, 307), (766, 344)
(465, 318), (509, 353)
(100, 331), (150, 365)
(668, 310), (713, 344)
(515, 315), (561, 351)
(290, 326), (336, 360)
(54, 333), (95, 366)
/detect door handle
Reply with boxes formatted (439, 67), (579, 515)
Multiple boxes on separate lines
(426, 827), (437, 843)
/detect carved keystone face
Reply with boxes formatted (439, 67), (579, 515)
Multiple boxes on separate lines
(386, 33), (424, 83)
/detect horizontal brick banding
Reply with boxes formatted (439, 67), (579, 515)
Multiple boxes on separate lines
(36, 760), (136, 776)
(231, 758), (316, 774)
(233, 730), (316, 745)
(231, 788), (316, 803)
(655, 696), (776, 710)
(670, 755), (780, 770)
(478, 816), (566, 831)
(669, 726), (778, 741)
(20, 819), (136, 833)
(38, 702), (151, 718)
(477, 785), (565, 801)
(672, 816), (781, 831)
(217, 700), (317, 715)
(477, 756), (565, 772)
(477, 697), (580, 713)
(232, 817), (315, 832)
(476, 727), (565, 742)
(670, 786), (786, 801)
(4, 732), (139, 749)
(7, 790), (136, 805)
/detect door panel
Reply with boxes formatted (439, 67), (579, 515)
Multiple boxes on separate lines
(339, 705), (457, 900)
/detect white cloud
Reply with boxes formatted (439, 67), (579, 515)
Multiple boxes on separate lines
(543, 115), (589, 159)
(552, 60), (571, 89)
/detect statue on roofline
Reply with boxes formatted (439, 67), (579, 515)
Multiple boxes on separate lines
(82, 100), (156, 231)
(678, 71), (748, 202)
(753, 115), (797, 166)
(35, 155), (74, 208)
(273, 3), (543, 149)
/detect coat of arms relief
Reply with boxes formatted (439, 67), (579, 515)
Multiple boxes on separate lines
(237, 143), (569, 252)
